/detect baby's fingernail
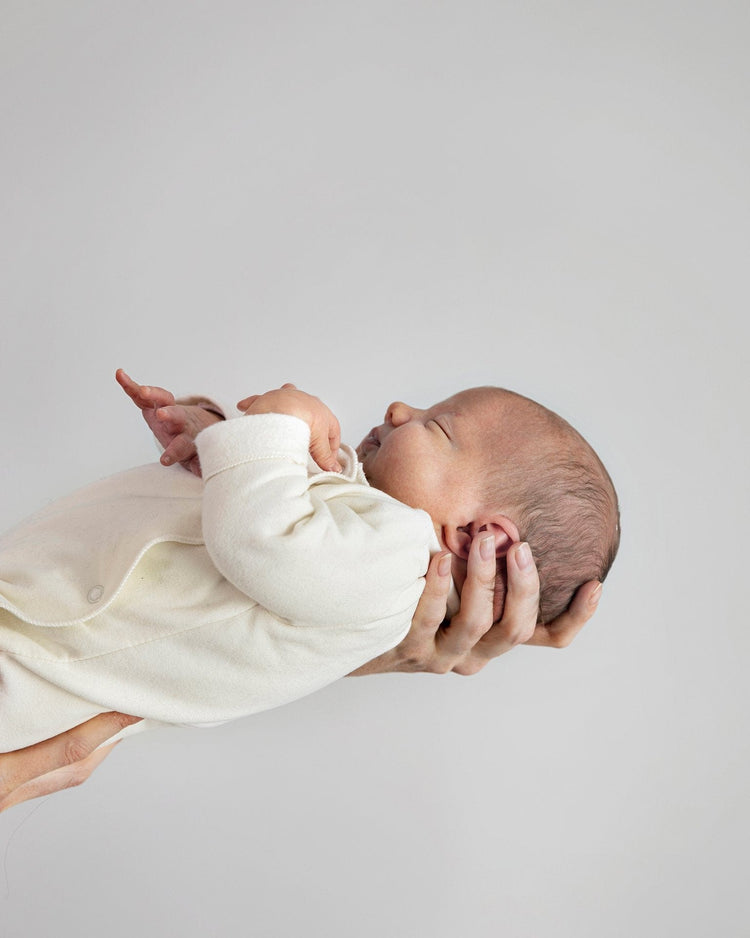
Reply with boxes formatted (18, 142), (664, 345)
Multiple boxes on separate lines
(516, 542), (532, 569)
(590, 583), (603, 605)
(438, 553), (452, 576)
(480, 535), (495, 561)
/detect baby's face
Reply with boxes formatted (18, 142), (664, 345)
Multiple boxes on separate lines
(356, 388), (499, 548)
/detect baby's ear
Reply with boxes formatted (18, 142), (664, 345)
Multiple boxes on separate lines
(444, 516), (520, 560)
(444, 526), (473, 559)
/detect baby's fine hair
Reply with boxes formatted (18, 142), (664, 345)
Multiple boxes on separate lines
(482, 388), (620, 624)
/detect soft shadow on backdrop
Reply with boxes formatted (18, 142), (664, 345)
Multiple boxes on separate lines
(1, 2), (747, 936)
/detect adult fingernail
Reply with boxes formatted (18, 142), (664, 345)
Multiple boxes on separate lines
(480, 535), (495, 560)
(590, 583), (603, 605)
(438, 553), (452, 576)
(516, 542), (532, 569)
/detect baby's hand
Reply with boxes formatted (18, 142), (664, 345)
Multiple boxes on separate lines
(116, 369), (222, 477)
(237, 383), (343, 473)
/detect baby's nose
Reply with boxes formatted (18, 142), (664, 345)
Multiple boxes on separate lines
(385, 401), (413, 426)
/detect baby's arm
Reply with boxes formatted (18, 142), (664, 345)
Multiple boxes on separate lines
(116, 369), (223, 476)
(198, 388), (432, 630)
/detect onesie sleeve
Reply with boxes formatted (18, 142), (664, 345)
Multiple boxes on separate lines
(196, 414), (434, 628)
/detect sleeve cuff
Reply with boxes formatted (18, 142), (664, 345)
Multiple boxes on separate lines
(197, 412), (311, 480)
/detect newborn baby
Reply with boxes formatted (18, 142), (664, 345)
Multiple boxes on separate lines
(0, 373), (619, 751)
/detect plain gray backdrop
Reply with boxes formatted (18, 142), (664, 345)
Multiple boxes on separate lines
(1, 1), (748, 936)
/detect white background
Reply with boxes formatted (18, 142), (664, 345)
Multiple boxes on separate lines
(1, 2), (748, 936)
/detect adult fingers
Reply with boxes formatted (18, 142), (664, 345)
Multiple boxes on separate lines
(416, 552), (454, 635)
(395, 552), (453, 667)
(0, 712), (141, 799)
(526, 580), (602, 648)
(347, 552), (454, 675)
(467, 542), (541, 667)
(0, 743), (119, 812)
(436, 535), (497, 663)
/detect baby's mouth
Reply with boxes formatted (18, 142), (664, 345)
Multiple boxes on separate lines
(356, 428), (381, 457)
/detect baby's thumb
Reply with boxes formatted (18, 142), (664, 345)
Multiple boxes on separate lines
(309, 437), (343, 473)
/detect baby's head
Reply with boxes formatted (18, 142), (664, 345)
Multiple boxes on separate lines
(357, 386), (619, 623)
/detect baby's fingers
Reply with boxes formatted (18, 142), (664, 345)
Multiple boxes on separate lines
(308, 435), (343, 473)
(153, 405), (189, 435)
(236, 394), (260, 412)
(160, 434), (199, 468)
(308, 410), (342, 473)
(329, 423), (341, 461)
(116, 369), (149, 406)
(237, 384), (295, 411)
(116, 369), (175, 409)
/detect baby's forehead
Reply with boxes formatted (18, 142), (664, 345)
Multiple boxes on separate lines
(437, 387), (564, 446)
(434, 386), (510, 415)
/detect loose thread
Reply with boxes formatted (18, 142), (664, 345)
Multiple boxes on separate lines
(2, 797), (50, 904)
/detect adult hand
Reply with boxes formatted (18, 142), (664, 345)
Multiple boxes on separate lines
(349, 540), (602, 676)
(0, 713), (142, 812)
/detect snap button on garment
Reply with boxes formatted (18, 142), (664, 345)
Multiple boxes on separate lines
(87, 585), (104, 603)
